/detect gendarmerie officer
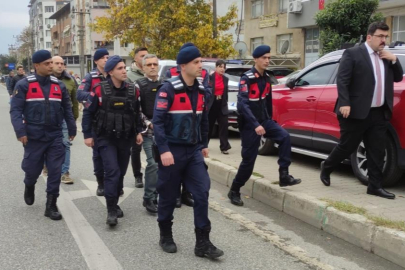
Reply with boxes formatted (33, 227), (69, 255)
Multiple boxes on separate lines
(153, 45), (223, 258)
(136, 54), (162, 213)
(228, 45), (302, 207)
(82, 55), (143, 226)
(10, 50), (77, 220)
(77, 48), (109, 196)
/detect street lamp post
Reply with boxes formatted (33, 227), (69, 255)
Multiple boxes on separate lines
(71, 6), (90, 79)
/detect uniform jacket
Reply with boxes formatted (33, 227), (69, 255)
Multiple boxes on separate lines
(335, 43), (403, 120)
(77, 68), (106, 103)
(152, 75), (209, 154)
(10, 74), (77, 141)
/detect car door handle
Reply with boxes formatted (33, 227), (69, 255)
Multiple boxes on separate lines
(306, 96), (317, 102)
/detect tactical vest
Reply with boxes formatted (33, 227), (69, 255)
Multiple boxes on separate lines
(24, 75), (64, 126)
(137, 77), (162, 120)
(165, 78), (205, 145)
(245, 70), (272, 122)
(90, 70), (104, 92)
(93, 81), (138, 139)
(169, 67), (207, 85)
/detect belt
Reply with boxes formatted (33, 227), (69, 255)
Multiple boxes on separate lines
(215, 95), (222, 100)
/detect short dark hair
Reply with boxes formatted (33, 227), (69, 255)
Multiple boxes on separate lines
(215, 59), (226, 68)
(17, 65), (23, 70)
(134, 47), (148, 55)
(367, 22), (389, 36)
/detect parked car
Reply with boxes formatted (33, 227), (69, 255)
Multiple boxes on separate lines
(260, 45), (405, 187)
(267, 67), (294, 79)
(276, 70), (301, 85)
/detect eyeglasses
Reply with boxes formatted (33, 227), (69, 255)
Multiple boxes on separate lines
(372, 35), (389, 39)
(145, 63), (158, 67)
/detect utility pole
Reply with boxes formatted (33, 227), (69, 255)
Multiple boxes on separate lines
(213, 0), (217, 39)
(72, 6), (90, 79)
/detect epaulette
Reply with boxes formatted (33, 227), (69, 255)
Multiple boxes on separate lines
(245, 71), (255, 79)
(168, 77), (184, 91)
(90, 71), (99, 78)
(26, 75), (37, 82)
(50, 75), (59, 84)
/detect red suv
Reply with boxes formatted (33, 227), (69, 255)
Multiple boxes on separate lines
(262, 45), (405, 187)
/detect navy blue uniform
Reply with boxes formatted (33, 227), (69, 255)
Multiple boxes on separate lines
(232, 67), (291, 189)
(82, 78), (142, 200)
(10, 74), (77, 195)
(77, 68), (105, 179)
(153, 75), (211, 228)
(165, 66), (211, 92)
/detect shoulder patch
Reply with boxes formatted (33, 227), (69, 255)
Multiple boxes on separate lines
(159, 92), (167, 98)
(156, 98), (168, 110)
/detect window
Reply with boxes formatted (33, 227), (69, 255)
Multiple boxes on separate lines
(45, 18), (54, 25)
(251, 37), (264, 52)
(279, 0), (289, 13)
(251, 0), (264, 18)
(393, 16), (405, 42)
(277, 34), (292, 54)
(46, 42), (51, 48)
(296, 63), (338, 86)
(305, 28), (319, 53)
(45, 6), (54, 13)
(46, 30), (51, 37)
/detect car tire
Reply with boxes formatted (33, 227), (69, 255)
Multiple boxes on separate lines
(258, 137), (278, 155)
(350, 136), (404, 187)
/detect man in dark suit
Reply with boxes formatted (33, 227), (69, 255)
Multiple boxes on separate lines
(207, 59), (231, 154)
(320, 22), (403, 199)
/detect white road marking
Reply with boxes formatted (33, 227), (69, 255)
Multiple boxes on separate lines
(209, 200), (335, 270)
(43, 176), (124, 270)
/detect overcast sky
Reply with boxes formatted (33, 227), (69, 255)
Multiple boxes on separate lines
(0, 0), (30, 55)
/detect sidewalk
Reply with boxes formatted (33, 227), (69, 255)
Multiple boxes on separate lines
(206, 137), (405, 268)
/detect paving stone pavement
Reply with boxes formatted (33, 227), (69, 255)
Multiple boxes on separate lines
(206, 135), (405, 222)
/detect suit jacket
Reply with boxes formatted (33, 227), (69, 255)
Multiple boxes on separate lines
(335, 43), (403, 120)
(208, 73), (229, 115)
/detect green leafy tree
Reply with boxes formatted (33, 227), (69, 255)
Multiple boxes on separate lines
(315, 0), (384, 55)
(91, 0), (238, 59)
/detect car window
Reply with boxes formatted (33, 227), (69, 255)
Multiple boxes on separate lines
(271, 69), (293, 76)
(296, 63), (338, 86)
(226, 68), (251, 77)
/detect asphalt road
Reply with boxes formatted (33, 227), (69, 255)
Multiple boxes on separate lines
(0, 83), (403, 270)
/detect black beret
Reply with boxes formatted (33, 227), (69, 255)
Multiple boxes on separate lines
(176, 46), (201, 65)
(180, 42), (195, 50)
(32, 50), (52, 64)
(94, 49), (109, 61)
(252, 45), (271, 58)
(104, 55), (123, 73)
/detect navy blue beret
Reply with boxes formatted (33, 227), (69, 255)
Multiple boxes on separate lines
(94, 49), (109, 61)
(176, 46), (201, 65)
(104, 55), (123, 73)
(180, 42), (195, 50)
(32, 50), (52, 64)
(252, 45), (271, 58)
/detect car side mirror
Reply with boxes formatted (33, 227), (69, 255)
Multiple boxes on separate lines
(286, 77), (296, 89)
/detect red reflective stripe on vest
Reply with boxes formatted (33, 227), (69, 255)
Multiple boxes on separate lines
(26, 81), (45, 100)
(169, 92), (205, 113)
(170, 67), (179, 77)
(49, 84), (62, 101)
(262, 82), (270, 98)
(91, 77), (101, 91)
(248, 83), (260, 100)
(197, 92), (205, 112)
(95, 85), (102, 105)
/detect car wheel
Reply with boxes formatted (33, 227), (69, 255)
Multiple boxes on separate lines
(258, 137), (278, 155)
(350, 136), (404, 187)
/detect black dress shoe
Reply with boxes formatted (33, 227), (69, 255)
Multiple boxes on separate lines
(175, 197), (182, 208)
(228, 190), (244, 206)
(320, 161), (331, 186)
(279, 169), (302, 187)
(24, 185), (35, 205)
(135, 176), (144, 188)
(116, 205), (124, 218)
(181, 191), (194, 207)
(367, 188), (395, 199)
(143, 199), (158, 213)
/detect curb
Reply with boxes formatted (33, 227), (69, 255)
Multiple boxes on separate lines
(204, 158), (405, 268)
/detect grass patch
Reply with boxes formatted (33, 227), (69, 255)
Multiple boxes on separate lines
(320, 198), (405, 232)
(272, 181), (280, 185)
(211, 158), (220, 162)
(252, 172), (264, 178)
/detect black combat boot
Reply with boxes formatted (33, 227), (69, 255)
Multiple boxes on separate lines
(24, 184), (35, 205)
(195, 226), (224, 259)
(116, 205), (124, 218)
(279, 168), (302, 187)
(106, 198), (118, 226)
(143, 199), (158, 213)
(228, 190), (244, 206)
(159, 221), (177, 253)
(175, 197), (182, 208)
(181, 190), (194, 207)
(96, 175), (104, 196)
(44, 194), (62, 220)
(135, 175), (143, 188)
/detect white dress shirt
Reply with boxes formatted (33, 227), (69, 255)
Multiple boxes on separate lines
(365, 42), (385, 107)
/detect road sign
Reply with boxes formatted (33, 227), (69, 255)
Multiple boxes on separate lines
(8, 63), (15, 70)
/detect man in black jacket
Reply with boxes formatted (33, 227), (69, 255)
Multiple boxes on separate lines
(10, 65), (26, 91)
(207, 59), (231, 154)
(320, 22), (403, 199)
